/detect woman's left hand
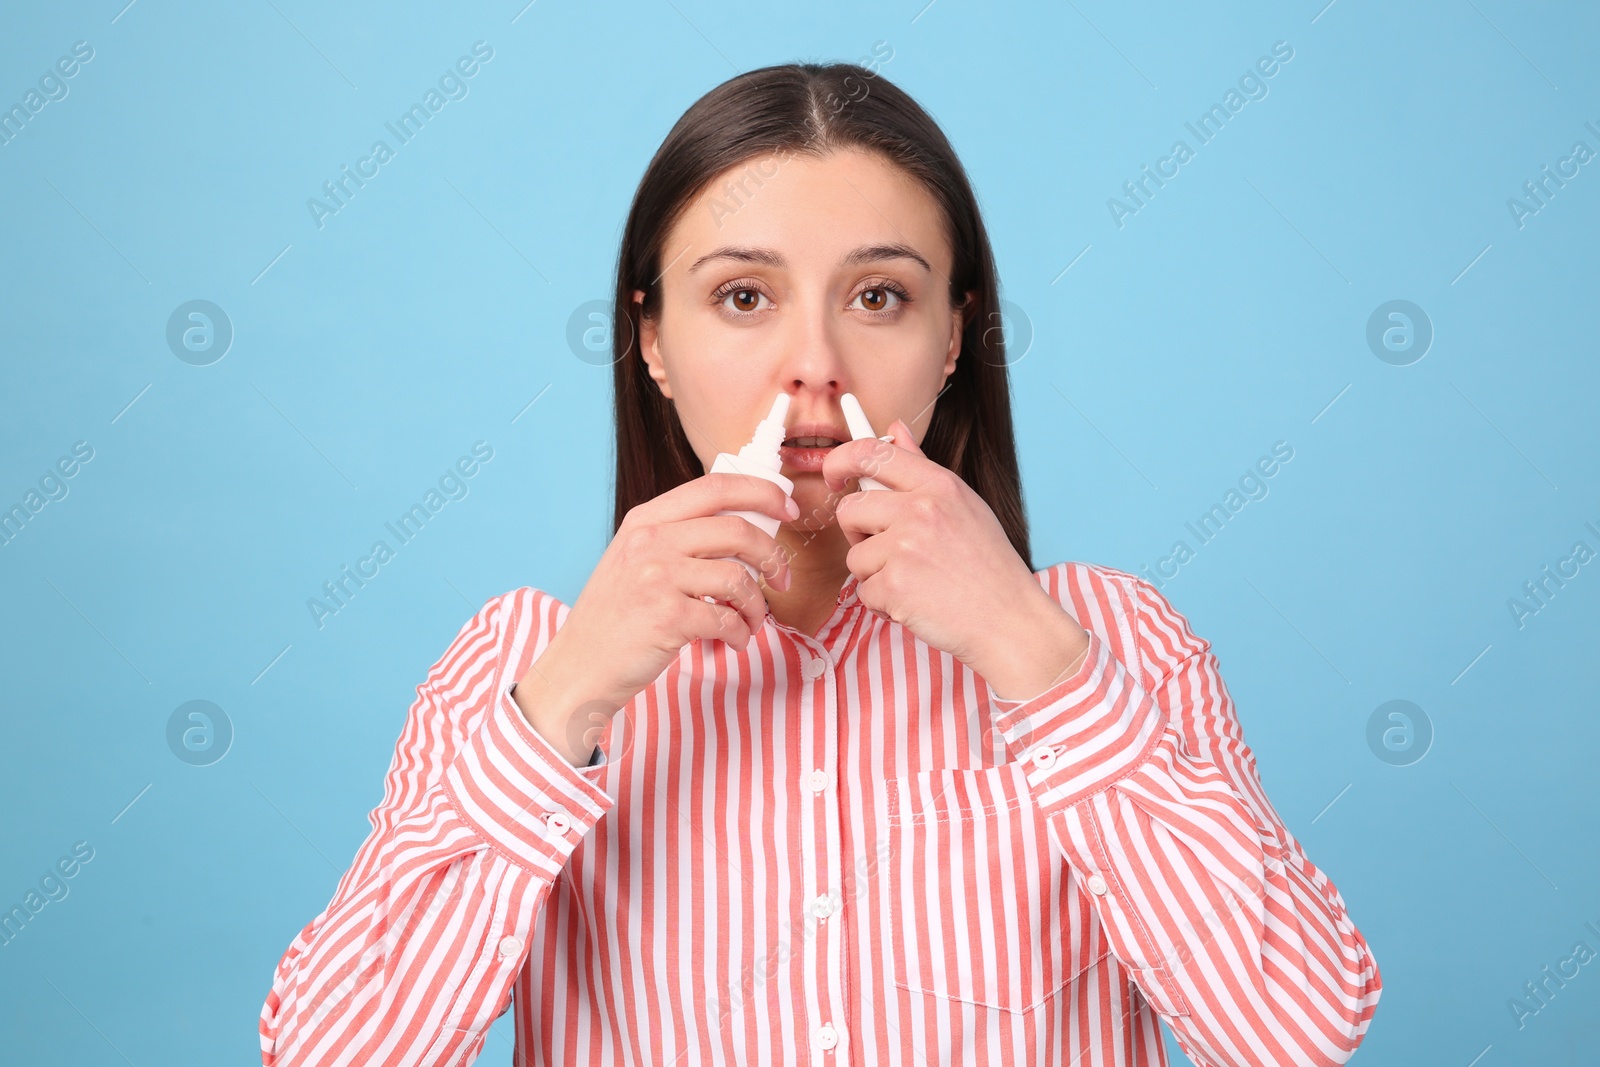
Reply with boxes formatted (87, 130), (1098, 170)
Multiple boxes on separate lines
(822, 419), (1089, 702)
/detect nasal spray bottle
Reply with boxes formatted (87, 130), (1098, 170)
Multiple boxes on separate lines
(840, 392), (892, 492)
(710, 392), (793, 588)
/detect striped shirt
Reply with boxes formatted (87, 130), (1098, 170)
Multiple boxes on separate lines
(260, 560), (1382, 1065)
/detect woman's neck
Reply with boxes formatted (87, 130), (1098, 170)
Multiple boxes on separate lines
(761, 521), (852, 638)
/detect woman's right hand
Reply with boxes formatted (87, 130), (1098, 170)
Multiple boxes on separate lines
(513, 472), (797, 763)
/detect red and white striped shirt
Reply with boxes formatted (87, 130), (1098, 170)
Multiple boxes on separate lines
(260, 561), (1381, 1065)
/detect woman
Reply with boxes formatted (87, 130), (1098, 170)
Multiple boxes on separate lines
(260, 61), (1381, 1065)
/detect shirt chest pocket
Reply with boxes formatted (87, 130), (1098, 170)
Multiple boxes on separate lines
(882, 763), (1108, 1015)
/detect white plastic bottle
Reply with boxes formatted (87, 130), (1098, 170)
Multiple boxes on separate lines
(709, 391), (793, 588)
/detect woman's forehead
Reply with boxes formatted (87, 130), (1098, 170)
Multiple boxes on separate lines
(664, 147), (952, 278)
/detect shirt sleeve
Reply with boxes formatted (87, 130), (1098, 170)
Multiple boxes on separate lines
(988, 565), (1382, 1067)
(259, 588), (615, 1067)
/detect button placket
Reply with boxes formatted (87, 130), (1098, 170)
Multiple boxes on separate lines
(796, 636), (846, 1062)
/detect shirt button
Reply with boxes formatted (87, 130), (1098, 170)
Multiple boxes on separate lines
(498, 934), (523, 957)
(544, 812), (571, 836)
(803, 658), (826, 681)
(807, 768), (828, 792)
(1030, 746), (1057, 770)
(812, 893), (835, 919)
(1086, 873), (1108, 896)
(816, 1022), (839, 1049)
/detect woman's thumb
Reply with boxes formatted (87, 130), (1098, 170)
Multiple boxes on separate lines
(890, 418), (923, 455)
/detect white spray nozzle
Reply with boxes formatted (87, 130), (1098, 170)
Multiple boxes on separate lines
(839, 392), (890, 491)
(840, 393), (876, 441)
(738, 392), (792, 470)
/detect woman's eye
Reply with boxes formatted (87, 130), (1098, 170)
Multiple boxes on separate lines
(853, 287), (902, 313)
(721, 288), (768, 313)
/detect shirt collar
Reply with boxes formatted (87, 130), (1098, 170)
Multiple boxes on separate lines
(762, 573), (864, 650)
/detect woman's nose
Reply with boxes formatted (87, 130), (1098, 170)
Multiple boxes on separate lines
(776, 312), (848, 395)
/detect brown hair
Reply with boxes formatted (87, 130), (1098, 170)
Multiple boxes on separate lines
(609, 60), (1032, 570)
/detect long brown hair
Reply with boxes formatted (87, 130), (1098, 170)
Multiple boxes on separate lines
(609, 60), (1032, 570)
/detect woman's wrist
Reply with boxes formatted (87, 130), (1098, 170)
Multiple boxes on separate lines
(974, 585), (1091, 704)
(512, 669), (589, 768)
(513, 632), (620, 767)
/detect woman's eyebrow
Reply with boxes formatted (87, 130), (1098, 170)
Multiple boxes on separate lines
(843, 243), (932, 272)
(686, 243), (932, 274)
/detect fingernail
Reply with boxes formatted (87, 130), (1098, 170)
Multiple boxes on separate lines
(784, 496), (799, 518)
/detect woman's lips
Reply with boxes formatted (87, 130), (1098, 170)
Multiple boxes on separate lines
(779, 440), (842, 473)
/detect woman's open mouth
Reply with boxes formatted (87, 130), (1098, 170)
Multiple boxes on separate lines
(780, 436), (844, 472)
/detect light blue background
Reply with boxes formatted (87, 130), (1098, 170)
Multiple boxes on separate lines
(2, 1), (1597, 1063)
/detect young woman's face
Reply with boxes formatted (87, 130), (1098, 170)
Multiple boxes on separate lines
(635, 145), (971, 528)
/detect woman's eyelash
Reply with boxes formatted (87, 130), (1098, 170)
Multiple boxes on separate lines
(857, 281), (913, 308)
(710, 278), (766, 303)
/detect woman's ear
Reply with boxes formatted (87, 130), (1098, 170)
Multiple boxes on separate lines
(633, 288), (673, 399)
(944, 290), (975, 380)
